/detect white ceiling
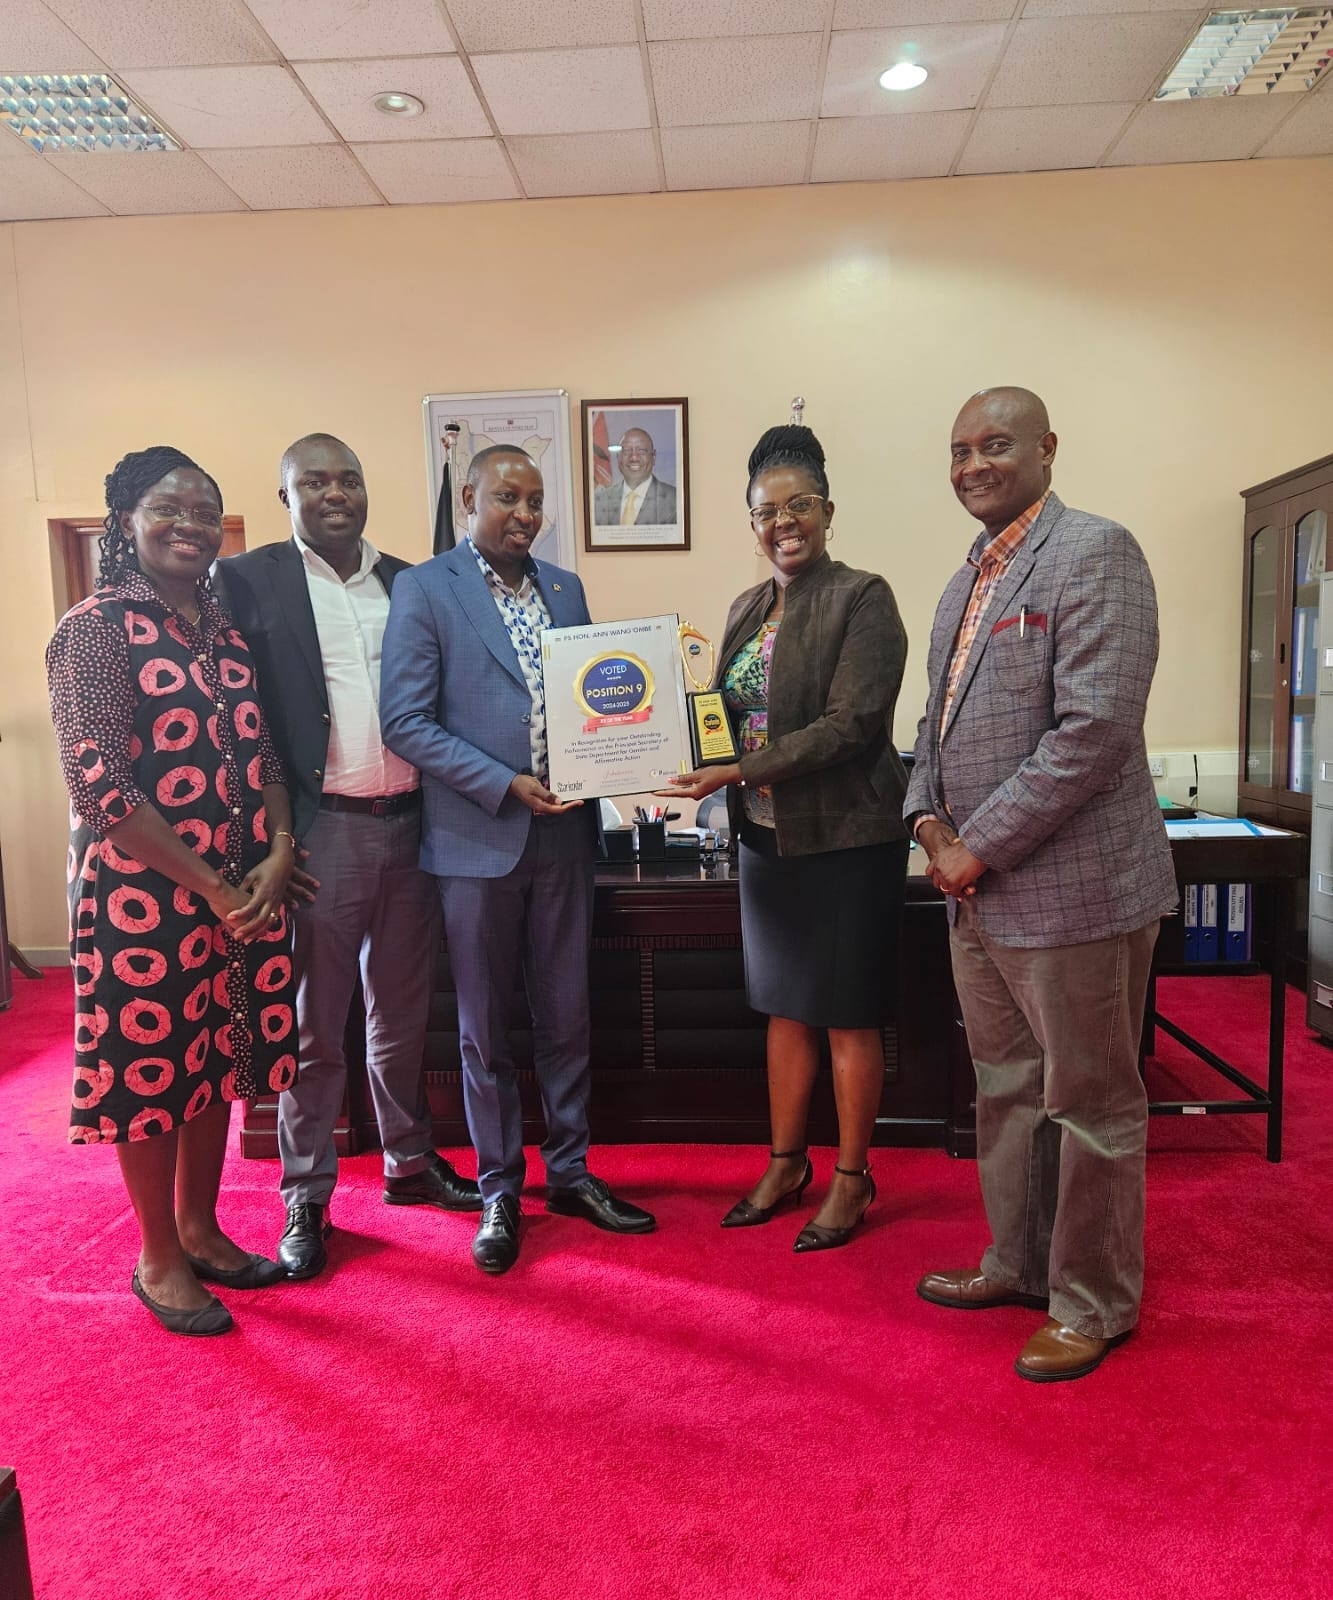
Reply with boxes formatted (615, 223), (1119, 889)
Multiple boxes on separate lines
(0, 0), (1330, 221)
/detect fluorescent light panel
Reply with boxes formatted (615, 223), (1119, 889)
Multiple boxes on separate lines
(0, 74), (178, 153)
(1156, 8), (1333, 99)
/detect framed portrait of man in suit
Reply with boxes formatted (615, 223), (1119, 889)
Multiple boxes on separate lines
(581, 397), (690, 553)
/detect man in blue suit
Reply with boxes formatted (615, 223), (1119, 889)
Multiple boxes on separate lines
(381, 445), (656, 1274)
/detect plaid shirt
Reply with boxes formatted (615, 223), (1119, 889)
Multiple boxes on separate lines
(940, 492), (1049, 739)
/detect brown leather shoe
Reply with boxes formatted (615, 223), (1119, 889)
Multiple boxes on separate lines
(1015, 1318), (1132, 1382)
(916, 1268), (1048, 1311)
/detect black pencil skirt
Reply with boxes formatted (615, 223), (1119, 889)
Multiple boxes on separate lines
(737, 824), (909, 1029)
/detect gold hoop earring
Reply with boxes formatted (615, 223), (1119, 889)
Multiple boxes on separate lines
(754, 544), (764, 557)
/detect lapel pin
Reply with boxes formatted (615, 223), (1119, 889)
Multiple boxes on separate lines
(553, 583), (561, 591)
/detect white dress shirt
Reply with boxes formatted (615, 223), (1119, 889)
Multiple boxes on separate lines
(294, 533), (417, 798)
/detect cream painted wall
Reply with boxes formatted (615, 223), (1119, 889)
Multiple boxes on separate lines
(2, 157), (1330, 955)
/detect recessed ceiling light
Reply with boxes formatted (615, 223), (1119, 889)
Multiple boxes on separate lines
(372, 91), (424, 117)
(879, 62), (928, 92)
(0, 73), (178, 153)
(1156, 8), (1333, 99)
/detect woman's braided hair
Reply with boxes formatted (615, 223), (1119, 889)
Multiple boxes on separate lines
(98, 445), (223, 586)
(746, 424), (829, 502)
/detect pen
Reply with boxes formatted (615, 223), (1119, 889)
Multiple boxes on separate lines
(1019, 604), (1028, 640)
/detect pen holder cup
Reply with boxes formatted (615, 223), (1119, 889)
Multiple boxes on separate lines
(635, 821), (667, 861)
(603, 827), (635, 862)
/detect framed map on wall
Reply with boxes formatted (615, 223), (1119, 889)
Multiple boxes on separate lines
(423, 388), (578, 570)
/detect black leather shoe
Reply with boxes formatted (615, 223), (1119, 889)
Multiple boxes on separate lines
(278, 1202), (332, 1280)
(186, 1251), (285, 1289)
(384, 1152), (483, 1212)
(472, 1196), (520, 1275)
(546, 1174), (656, 1234)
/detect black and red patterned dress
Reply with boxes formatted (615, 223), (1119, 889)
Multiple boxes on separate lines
(46, 570), (297, 1144)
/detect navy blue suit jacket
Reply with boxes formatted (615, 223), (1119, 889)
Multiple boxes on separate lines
(380, 542), (593, 879)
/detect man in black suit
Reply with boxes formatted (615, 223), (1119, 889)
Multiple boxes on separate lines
(216, 434), (480, 1279)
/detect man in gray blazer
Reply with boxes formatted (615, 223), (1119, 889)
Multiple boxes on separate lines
(592, 427), (677, 526)
(381, 445), (656, 1275)
(905, 387), (1177, 1382)
(217, 435), (481, 1280)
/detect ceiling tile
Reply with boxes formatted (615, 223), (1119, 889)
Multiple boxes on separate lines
(811, 108), (971, 180)
(650, 34), (824, 127)
(643, 0), (818, 39)
(1022, 2), (1201, 14)
(43, 0), (277, 69)
(449, 0), (638, 53)
(0, 0), (106, 69)
(1256, 87), (1333, 160)
(202, 144), (382, 207)
(662, 120), (810, 189)
(0, 141), (108, 218)
(350, 137), (519, 203)
(823, 24), (1007, 116)
(120, 65), (336, 147)
(833, 1), (1014, 24)
(472, 47), (649, 136)
(1105, 95), (1302, 167)
(507, 128), (659, 196)
(985, 13), (1198, 107)
(956, 101), (1133, 172)
(295, 56), (489, 141)
(43, 148), (244, 212)
(243, 0), (457, 61)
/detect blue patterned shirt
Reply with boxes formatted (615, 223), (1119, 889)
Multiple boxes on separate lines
(467, 538), (552, 784)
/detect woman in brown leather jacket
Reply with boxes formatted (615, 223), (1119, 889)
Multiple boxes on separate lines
(664, 424), (909, 1251)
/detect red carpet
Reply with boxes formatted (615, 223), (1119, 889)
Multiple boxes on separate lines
(1, 969), (1330, 1600)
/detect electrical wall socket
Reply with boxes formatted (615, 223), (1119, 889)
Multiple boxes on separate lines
(1148, 755), (1165, 777)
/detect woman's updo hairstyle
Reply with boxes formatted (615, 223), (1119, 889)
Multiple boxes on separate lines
(99, 445), (223, 586)
(746, 424), (829, 502)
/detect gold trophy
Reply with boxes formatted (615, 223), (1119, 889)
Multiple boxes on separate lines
(678, 621), (739, 767)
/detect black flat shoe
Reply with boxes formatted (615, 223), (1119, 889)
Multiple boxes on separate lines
(131, 1269), (234, 1337)
(185, 1251), (286, 1289)
(278, 1202), (332, 1280)
(720, 1148), (812, 1228)
(793, 1165), (876, 1254)
(472, 1196), (520, 1275)
(384, 1152), (483, 1212)
(546, 1174), (656, 1234)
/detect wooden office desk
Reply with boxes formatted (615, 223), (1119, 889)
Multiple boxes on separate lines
(240, 831), (1303, 1163)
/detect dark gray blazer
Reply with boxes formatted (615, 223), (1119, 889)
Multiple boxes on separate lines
(214, 538), (411, 839)
(593, 476), (677, 526)
(903, 492), (1178, 948)
(718, 553), (909, 857)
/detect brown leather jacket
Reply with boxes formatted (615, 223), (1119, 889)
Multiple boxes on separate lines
(716, 552), (909, 857)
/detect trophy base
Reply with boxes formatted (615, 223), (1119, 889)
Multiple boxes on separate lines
(687, 691), (739, 767)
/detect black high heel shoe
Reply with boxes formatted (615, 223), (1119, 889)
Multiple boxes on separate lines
(792, 1164), (876, 1253)
(720, 1148), (813, 1228)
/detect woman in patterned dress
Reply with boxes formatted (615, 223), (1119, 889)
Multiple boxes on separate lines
(47, 446), (300, 1335)
(662, 424), (910, 1251)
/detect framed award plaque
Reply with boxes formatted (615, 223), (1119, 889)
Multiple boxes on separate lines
(543, 615), (692, 800)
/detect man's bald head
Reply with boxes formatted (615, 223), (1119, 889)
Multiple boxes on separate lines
(950, 387), (1057, 538)
(959, 386), (1051, 437)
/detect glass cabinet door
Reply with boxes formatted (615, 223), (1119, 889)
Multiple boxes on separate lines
(1288, 508), (1327, 794)
(1244, 524), (1279, 790)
